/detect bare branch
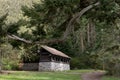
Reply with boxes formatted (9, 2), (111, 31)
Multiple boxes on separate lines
(63, 2), (100, 40)
(7, 34), (32, 44)
(7, 34), (64, 44)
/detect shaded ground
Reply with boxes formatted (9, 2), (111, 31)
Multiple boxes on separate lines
(81, 71), (106, 80)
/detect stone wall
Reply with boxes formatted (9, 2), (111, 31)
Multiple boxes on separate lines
(21, 63), (39, 71)
(39, 62), (70, 71)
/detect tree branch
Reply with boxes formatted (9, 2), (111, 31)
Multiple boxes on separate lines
(7, 34), (64, 44)
(35, 38), (64, 44)
(63, 2), (100, 40)
(7, 2), (100, 45)
(7, 34), (32, 44)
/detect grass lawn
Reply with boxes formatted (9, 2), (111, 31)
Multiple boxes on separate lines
(0, 71), (80, 80)
(0, 70), (119, 80)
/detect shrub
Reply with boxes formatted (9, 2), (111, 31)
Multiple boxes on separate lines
(97, 45), (120, 76)
(2, 58), (19, 70)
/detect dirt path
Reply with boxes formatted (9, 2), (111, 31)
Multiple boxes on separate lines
(81, 71), (106, 80)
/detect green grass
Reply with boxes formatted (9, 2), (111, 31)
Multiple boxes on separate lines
(0, 71), (81, 80)
(0, 70), (119, 80)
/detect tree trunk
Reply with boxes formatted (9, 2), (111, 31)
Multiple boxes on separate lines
(0, 61), (1, 73)
(0, 50), (2, 72)
(87, 19), (96, 47)
(80, 32), (85, 53)
(87, 22), (90, 46)
(90, 19), (96, 47)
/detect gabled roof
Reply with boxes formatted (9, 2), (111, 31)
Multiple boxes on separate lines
(41, 45), (70, 58)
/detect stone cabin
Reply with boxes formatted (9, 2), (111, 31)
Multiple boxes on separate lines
(21, 45), (71, 71)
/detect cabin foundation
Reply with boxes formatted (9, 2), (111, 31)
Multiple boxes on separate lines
(39, 62), (70, 71)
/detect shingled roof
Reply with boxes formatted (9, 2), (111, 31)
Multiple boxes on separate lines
(41, 45), (70, 58)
